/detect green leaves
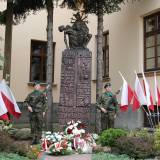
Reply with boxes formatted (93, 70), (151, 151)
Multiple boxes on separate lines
(61, 0), (125, 15)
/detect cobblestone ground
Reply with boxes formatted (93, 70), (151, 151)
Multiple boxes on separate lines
(39, 153), (92, 160)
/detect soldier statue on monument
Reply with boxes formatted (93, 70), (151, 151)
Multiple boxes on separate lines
(58, 12), (92, 49)
(24, 82), (47, 144)
(96, 82), (119, 131)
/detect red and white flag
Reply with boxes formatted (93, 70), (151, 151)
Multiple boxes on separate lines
(119, 72), (134, 112)
(154, 72), (160, 106)
(0, 80), (21, 119)
(132, 73), (147, 111)
(142, 72), (154, 111)
(0, 92), (9, 120)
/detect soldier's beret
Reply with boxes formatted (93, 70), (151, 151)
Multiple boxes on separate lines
(104, 82), (111, 88)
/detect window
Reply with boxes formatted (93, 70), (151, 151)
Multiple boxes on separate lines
(30, 40), (55, 83)
(103, 32), (109, 78)
(144, 12), (160, 71)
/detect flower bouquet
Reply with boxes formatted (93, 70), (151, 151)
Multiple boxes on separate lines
(41, 120), (99, 155)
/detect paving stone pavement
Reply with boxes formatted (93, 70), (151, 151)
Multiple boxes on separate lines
(39, 152), (92, 160)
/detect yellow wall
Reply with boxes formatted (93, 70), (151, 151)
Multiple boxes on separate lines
(1, 0), (160, 103)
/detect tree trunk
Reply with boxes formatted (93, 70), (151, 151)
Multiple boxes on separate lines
(96, 6), (103, 133)
(3, 0), (13, 86)
(46, 0), (54, 131)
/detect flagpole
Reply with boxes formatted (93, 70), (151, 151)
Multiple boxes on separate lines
(142, 71), (155, 128)
(134, 70), (154, 128)
(142, 106), (153, 128)
(118, 71), (125, 81)
(154, 72), (160, 126)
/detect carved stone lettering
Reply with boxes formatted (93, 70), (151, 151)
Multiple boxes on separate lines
(58, 48), (92, 131)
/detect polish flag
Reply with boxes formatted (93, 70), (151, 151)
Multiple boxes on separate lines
(142, 72), (154, 111)
(119, 72), (134, 112)
(0, 80), (21, 119)
(154, 72), (160, 106)
(0, 92), (9, 120)
(132, 73), (147, 111)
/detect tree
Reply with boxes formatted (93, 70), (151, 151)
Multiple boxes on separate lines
(1, 0), (45, 84)
(3, 0), (13, 85)
(0, 0), (56, 131)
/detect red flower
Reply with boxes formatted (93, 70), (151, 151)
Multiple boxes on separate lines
(67, 128), (73, 134)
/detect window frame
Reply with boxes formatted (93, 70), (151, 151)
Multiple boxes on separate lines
(29, 39), (55, 83)
(144, 12), (160, 71)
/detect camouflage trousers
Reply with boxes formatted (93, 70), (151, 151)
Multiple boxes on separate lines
(101, 111), (115, 131)
(29, 112), (44, 142)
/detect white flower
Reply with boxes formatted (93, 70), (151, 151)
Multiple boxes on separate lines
(77, 120), (81, 124)
(73, 123), (78, 127)
(81, 129), (85, 134)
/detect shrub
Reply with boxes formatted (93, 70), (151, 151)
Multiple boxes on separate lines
(0, 152), (30, 160)
(113, 136), (155, 159)
(13, 128), (32, 140)
(92, 152), (131, 160)
(98, 128), (127, 147)
(154, 128), (160, 155)
(127, 128), (150, 138)
(0, 131), (14, 152)
(0, 131), (31, 157)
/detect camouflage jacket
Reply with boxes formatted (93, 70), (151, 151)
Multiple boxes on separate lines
(24, 90), (47, 113)
(96, 91), (118, 113)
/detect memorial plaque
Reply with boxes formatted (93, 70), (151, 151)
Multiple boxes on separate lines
(59, 49), (92, 130)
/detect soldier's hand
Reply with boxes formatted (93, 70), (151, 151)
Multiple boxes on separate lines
(101, 107), (107, 113)
(28, 106), (33, 112)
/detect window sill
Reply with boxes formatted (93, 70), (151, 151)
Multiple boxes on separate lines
(27, 82), (57, 87)
(137, 70), (160, 78)
(103, 77), (111, 82)
(92, 77), (111, 83)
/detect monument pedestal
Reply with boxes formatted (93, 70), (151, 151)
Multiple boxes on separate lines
(58, 48), (92, 130)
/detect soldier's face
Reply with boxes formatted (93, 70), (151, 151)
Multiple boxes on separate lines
(35, 84), (41, 90)
(105, 86), (111, 92)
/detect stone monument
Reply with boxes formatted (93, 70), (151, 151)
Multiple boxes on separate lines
(58, 12), (92, 130)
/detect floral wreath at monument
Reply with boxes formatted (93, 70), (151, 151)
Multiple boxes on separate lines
(41, 120), (98, 155)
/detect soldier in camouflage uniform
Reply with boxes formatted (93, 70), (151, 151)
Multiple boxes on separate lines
(24, 82), (47, 144)
(96, 82), (119, 131)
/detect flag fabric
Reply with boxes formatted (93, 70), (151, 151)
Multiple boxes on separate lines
(120, 73), (134, 112)
(0, 80), (21, 119)
(154, 72), (160, 106)
(142, 72), (154, 111)
(132, 74), (147, 111)
(0, 91), (9, 120)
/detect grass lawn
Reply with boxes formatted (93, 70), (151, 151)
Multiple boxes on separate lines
(0, 152), (30, 160)
(92, 152), (133, 160)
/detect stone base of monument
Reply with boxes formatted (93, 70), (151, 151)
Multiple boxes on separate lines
(58, 48), (92, 131)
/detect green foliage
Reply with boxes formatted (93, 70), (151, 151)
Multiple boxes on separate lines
(127, 128), (150, 138)
(26, 145), (41, 160)
(13, 128), (32, 140)
(61, 0), (124, 15)
(0, 152), (30, 160)
(0, 131), (30, 156)
(98, 128), (127, 147)
(0, 131), (14, 152)
(0, 0), (45, 24)
(0, 120), (12, 132)
(114, 136), (155, 159)
(92, 152), (131, 160)
(154, 128), (160, 154)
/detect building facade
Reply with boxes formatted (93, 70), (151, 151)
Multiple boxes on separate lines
(0, 0), (160, 130)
